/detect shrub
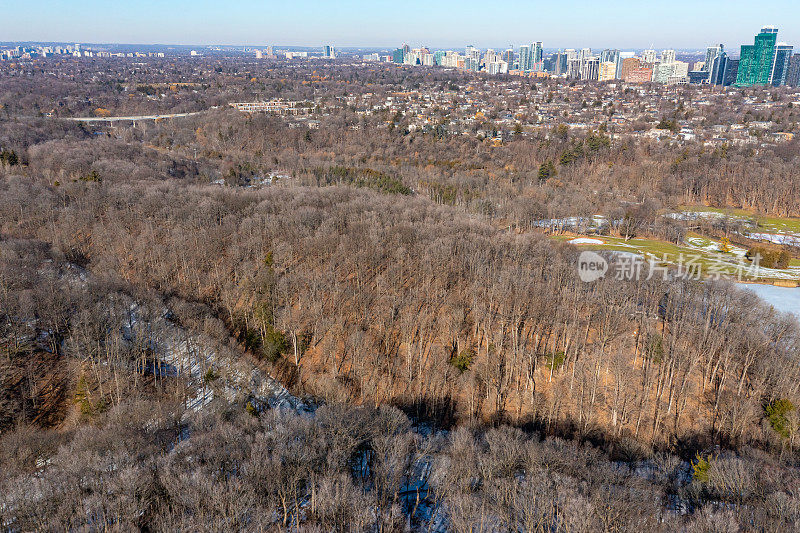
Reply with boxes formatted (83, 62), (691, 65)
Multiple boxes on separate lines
(75, 375), (93, 417)
(544, 351), (566, 372)
(203, 368), (219, 384)
(79, 170), (102, 183)
(745, 246), (791, 269)
(0, 149), (19, 166)
(537, 160), (557, 183)
(776, 250), (791, 269)
(312, 166), (411, 195)
(765, 398), (795, 438)
(261, 326), (288, 363)
(692, 452), (712, 483)
(450, 348), (475, 372)
(645, 333), (664, 363)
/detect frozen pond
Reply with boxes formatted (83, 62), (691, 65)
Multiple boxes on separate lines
(737, 283), (800, 319)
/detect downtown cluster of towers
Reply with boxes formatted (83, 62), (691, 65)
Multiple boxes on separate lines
(377, 26), (799, 87)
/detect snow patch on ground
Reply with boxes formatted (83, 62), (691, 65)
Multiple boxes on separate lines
(123, 301), (310, 416)
(569, 237), (606, 245)
(745, 232), (800, 246)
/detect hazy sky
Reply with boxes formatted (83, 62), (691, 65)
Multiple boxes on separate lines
(7, 0), (800, 51)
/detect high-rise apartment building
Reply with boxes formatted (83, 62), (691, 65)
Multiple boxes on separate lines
(580, 56), (600, 81)
(552, 50), (568, 75)
(600, 49), (619, 63)
(709, 48), (729, 85)
(617, 51), (635, 79)
(704, 45), (723, 73)
(770, 44), (793, 86)
(724, 59), (740, 86)
(598, 61), (617, 81)
(532, 42), (543, 64)
(566, 58), (581, 79)
(404, 50), (422, 65)
(518, 44), (531, 71)
(626, 66), (653, 84)
(642, 49), (657, 64)
(652, 62), (672, 83)
(600, 49), (620, 78)
(651, 59), (688, 84)
(786, 54), (800, 86)
(486, 61), (508, 75)
(619, 57), (640, 80)
(660, 49), (676, 64)
(502, 48), (514, 66)
(736, 26), (778, 86)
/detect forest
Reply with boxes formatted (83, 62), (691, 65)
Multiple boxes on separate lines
(2, 57), (800, 531)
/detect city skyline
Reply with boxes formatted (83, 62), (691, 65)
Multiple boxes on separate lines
(7, 0), (800, 50)
(6, 26), (800, 88)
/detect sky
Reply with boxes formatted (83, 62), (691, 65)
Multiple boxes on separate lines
(7, 0), (800, 51)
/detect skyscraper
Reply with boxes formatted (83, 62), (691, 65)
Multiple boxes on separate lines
(599, 61), (617, 81)
(552, 50), (568, 75)
(566, 59), (581, 79)
(642, 49), (657, 64)
(464, 45), (480, 71)
(709, 47), (729, 85)
(324, 45), (336, 59)
(770, 44), (793, 86)
(532, 42), (543, 64)
(580, 56), (600, 81)
(724, 59), (740, 86)
(619, 57), (640, 80)
(502, 48), (514, 66)
(704, 45), (723, 72)
(786, 54), (800, 86)
(617, 52), (635, 79)
(599, 49), (620, 79)
(518, 44), (531, 71)
(736, 26), (778, 86)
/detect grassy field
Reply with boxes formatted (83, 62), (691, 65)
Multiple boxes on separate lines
(554, 231), (800, 285)
(679, 205), (800, 234)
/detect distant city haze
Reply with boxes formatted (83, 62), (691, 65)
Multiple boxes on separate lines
(8, 0), (800, 50)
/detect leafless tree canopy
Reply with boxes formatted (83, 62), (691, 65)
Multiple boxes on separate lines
(2, 56), (800, 530)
